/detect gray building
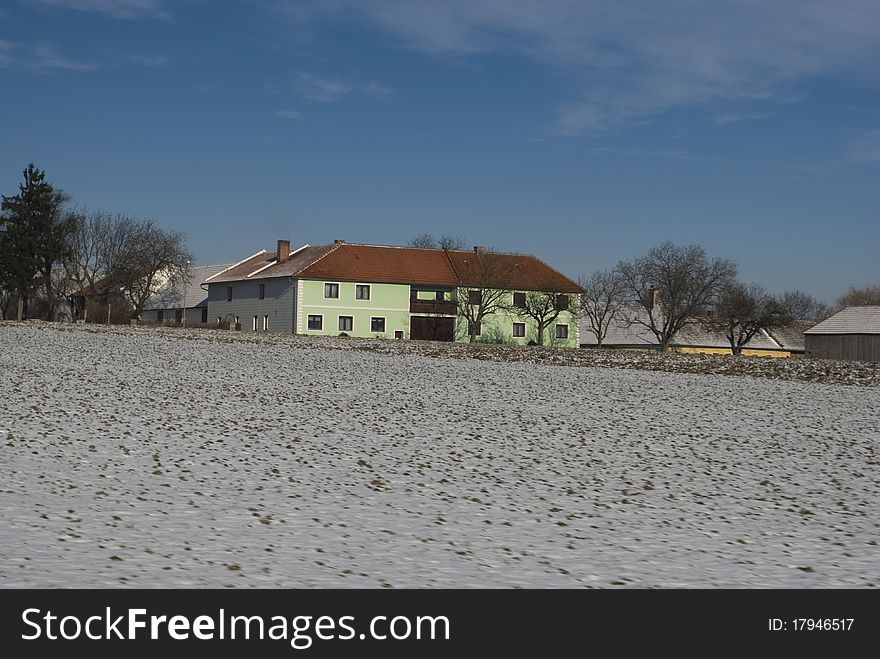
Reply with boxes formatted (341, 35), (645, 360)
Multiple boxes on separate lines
(804, 306), (880, 362)
(142, 263), (232, 325)
(204, 240), (337, 333)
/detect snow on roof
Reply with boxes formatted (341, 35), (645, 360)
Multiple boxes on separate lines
(145, 263), (232, 310)
(804, 306), (880, 335)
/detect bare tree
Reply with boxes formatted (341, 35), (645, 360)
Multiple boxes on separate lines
(407, 233), (466, 250)
(617, 242), (737, 352)
(64, 211), (191, 321)
(578, 268), (627, 348)
(708, 282), (792, 355)
(118, 222), (192, 319)
(455, 249), (514, 343)
(516, 291), (572, 346)
(779, 289), (833, 321)
(836, 284), (880, 308)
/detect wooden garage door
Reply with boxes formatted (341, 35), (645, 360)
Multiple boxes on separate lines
(410, 316), (455, 342)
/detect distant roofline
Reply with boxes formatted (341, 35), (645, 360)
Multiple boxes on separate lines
(203, 250), (269, 283)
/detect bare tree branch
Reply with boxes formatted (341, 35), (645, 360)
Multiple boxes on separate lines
(616, 242), (737, 352)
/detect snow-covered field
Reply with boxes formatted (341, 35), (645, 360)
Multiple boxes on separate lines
(1, 322), (878, 587)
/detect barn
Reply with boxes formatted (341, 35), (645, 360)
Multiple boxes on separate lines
(803, 306), (880, 362)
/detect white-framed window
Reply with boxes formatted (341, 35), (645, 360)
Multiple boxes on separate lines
(338, 316), (353, 332)
(252, 315), (258, 331)
(512, 322), (526, 338)
(263, 315), (269, 331)
(356, 284), (371, 300)
(371, 317), (386, 333)
(307, 314), (323, 330)
(394, 330), (404, 339)
(324, 282), (339, 299)
(513, 291), (526, 308)
(555, 324), (569, 339)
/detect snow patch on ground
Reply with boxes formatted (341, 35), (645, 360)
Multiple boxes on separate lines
(1, 323), (878, 587)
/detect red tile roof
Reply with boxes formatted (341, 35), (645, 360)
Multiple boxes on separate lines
(446, 249), (582, 293)
(297, 244), (459, 286)
(206, 242), (582, 293)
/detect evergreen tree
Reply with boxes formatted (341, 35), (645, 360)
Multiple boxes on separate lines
(0, 164), (71, 319)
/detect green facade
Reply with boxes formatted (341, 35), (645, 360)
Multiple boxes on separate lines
(296, 279), (579, 347)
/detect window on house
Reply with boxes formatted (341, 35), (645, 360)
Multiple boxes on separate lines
(555, 294), (570, 310)
(436, 291), (446, 301)
(234, 316), (239, 325)
(338, 316), (353, 332)
(259, 283), (265, 300)
(226, 287), (232, 302)
(252, 315), (258, 331)
(555, 324), (569, 339)
(410, 288), (418, 300)
(513, 292), (526, 308)
(371, 317), (386, 333)
(394, 330), (404, 339)
(512, 322), (526, 338)
(263, 315), (269, 331)
(217, 317), (222, 325)
(356, 285), (371, 300)
(468, 321), (481, 336)
(307, 315), (323, 330)
(324, 283), (339, 299)
(468, 290), (482, 305)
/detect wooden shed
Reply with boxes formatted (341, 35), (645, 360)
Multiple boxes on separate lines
(803, 306), (880, 362)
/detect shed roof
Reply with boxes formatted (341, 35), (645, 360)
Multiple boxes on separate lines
(766, 319), (815, 352)
(803, 306), (880, 335)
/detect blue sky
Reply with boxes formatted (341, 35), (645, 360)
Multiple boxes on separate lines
(2, 0), (878, 302)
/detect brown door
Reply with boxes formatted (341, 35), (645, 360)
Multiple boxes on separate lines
(410, 316), (454, 341)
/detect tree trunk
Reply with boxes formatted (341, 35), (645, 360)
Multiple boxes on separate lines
(536, 323), (545, 346)
(44, 263), (54, 321)
(731, 345), (743, 356)
(469, 332), (477, 343)
(659, 338), (672, 352)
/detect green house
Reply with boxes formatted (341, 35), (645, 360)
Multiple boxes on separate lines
(205, 240), (582, 347)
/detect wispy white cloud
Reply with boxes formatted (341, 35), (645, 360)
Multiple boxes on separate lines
(27, 0), (168, 20)
(712, 112), (771, 125)
(848, 129), (880, 162)
(273, 109), (304, 120)
(293, 71), (393, 102)
(278, 1), (880, 135)
(0, 40), (98, 71)
(0, 40), (169, 72)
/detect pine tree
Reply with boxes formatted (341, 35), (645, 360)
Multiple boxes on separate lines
(0, 164), (71, 319)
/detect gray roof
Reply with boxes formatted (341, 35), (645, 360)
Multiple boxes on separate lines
(580, 303), (785, 351)
(804, 306), (880, 335)
(203, 244), (339, 284)
(145, 263), (232, 310)
(766, 319), (816, 352)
